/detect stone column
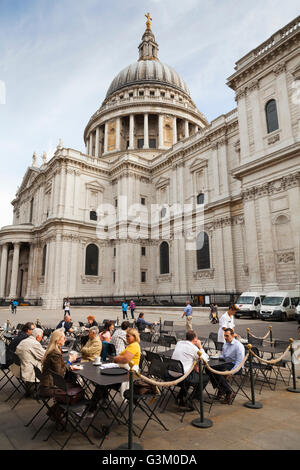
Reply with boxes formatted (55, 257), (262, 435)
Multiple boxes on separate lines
(158, 114), (164, 149)
(218, 139), (229, 196)
(89, 133), (93, 156)
(185, 120), (189, 139)
(243, 197), (262, 289)
(25, 243), (34, 298)
(95, 127), (100, 157)
(9, 242), (21, 298)
(287, 183), (300, 290)
(236, 90), (250, 160)
(222, 222), (236, 291)
(0, 243), (8, 298)
(275, 65), (294, 145)
(173, 117), (177, 145)
(58, 167), (66, 218)
(129, 115), (135, 149)
(116, 118), (121, 151)
(143, 113), (149, 149)
(249, 83), (264, 154)
(257, 195), (278, 290)
(211, 143), (220, 199)
(104, 122), (108, 153)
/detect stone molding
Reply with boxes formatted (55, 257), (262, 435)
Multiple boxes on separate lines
(273, 61), (287, 76)
(81, 275), (102, 284)
(242, 173), (300, 201)
(267, 133), (280, 145)
(205, 215), (244, 231)
(276, 250), (295, 264)
(193, 268), (215, 279)
(156, 273), (172, 282)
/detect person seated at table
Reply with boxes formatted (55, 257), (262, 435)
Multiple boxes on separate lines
(81, 327), (102, 362)
(205, 328), (245, 404)
(39, 329), (78, 398)
(14, 328), (45, 391)
(85, 315), (98, 329)
(86, 329), (141, 417)
(167, 330), (209, 408)
(56, 313), (74, 334)
(110, 321), (130, 355)
(136, 313), (156, 333)
(113, 328), (141, 367)
(99, 321), (114, 342)
(7, 322), (35, 366)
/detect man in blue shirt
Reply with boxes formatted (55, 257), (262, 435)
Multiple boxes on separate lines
(206, 327), (245, 404)
(122, 300), (128, 320)
(182, 301), (193, 331)
(56, 313), (74, 334)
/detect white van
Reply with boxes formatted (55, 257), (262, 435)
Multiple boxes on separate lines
(259, 291), (299, 321)
(235, 292), (266, 319)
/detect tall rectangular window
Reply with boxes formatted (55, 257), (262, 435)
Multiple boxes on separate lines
(141, 247), (146, 256)
(29, 198), (34, 223)
(141, 271), (146, 283)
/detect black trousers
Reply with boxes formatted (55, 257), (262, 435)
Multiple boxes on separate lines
(173, 370), (209, 401)
(122, 311), (128, 320)
(206, 362), (234, 395)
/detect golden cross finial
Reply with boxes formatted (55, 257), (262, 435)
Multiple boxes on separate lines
(145, 12), (152, 30)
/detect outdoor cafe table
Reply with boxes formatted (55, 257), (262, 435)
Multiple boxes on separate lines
(71, 362), (129, 388)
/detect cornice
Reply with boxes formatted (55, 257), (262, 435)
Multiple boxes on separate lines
(242, 172), (300, 201)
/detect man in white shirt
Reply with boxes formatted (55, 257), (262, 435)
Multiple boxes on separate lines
(169, 330), (209, 408)
(111, 321), (130, 355)
(218, 304), (238, 343)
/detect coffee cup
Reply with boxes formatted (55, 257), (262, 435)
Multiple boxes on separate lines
(94, 356), (101, 365)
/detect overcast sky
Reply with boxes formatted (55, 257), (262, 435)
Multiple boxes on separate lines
(0, 0), (299, 228)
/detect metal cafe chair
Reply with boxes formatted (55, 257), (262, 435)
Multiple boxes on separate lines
(44, 370), (93, 450)
(122, 358), (168, 438)
(5, 353), (29, 409)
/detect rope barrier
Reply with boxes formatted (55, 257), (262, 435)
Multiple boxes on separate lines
(249, 344), (291, 365)
(247, 328), (270, 341)
(202, 353), (249, 376)
(134, 360), (197, 388)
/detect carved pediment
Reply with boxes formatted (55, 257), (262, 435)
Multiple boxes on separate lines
(154, 177), (170, 189)
(18, 167), (40, 194)
(189, 157), (208, 172)
(85, 180), (105, 192)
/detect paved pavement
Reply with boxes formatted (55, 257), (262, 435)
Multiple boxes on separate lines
(0, 305), (299, 451)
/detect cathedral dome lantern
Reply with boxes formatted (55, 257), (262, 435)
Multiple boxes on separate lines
(84, 14), (208, 158)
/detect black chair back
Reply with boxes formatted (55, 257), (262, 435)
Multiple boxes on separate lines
(273, 340), (289, 352)
(78, 322), (84, 327)
(12, 352), (21, 367)
(140, 332), (152, 342)
(33, 365), (42, 381)
(162, 357), (184, 376)
(163, 335), (177, 346)
(107, 343), (116, 357)
(163, 321), (174, 328)
(209, 332), (218, 343)
(145, 350), (162, 363)
(148, 358), (166, 380)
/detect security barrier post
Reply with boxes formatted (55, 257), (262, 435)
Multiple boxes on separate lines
(287, 338), (300, 393)
(192, 351), (213, 428)
(244, 344), (262, 409)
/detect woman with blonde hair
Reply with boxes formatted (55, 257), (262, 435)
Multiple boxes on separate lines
(113, 328), (141, 367)
(39, 329), (77, 397)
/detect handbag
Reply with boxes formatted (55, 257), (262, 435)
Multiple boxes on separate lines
(54, 386), (85, 405)
(133, 379), (159, 396)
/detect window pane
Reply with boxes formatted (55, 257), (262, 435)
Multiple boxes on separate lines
(42, 245), (47, 276)
(197, 193), (204, 205)
(85, 244), (99, 276)
(266, 100), (279, 133)
(90, 211), (97, 221)
(149, 139), (156, 148)
(160, 242), (169, 274)
(197, 232), (210, 270)
(138, 139), (144, 149)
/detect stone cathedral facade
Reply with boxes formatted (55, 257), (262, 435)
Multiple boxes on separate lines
(0, 16), (299, 309)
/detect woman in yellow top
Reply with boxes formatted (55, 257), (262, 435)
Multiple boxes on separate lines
(114, 328), (141, 367)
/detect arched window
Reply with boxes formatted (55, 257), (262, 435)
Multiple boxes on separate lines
(275, 215), (292, 250)
(265, 99), (279, 134)
(85, 244), (99, 276)
(196, 232), (210, 270)
(197, 193), (205, 205)
(160, 242), (169, 274)
(42, 245), (47, 276)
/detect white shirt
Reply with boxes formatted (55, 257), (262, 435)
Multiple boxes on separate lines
(218, 312), (235, 343)
(170, 340), (209, 376)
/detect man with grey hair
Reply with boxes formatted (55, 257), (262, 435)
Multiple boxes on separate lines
(15, 328), (45, 385)
(81, 326), (102, 362)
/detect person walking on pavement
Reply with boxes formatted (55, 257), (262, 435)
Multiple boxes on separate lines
(12, 299), (18, 315)
(182, 300), (193, 331)
(129, 299), (136, 320)
(122, 299), (129, 320)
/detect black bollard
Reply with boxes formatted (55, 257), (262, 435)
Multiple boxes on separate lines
(247, 328), (250, 344)
(159, 317), (162, 336)
(192, 352), (213, 428)
(117, 365), (143, 450)
(287, 339), (300, 393)
(269, 326), (273, 344)
(244, 344), (262, 409)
